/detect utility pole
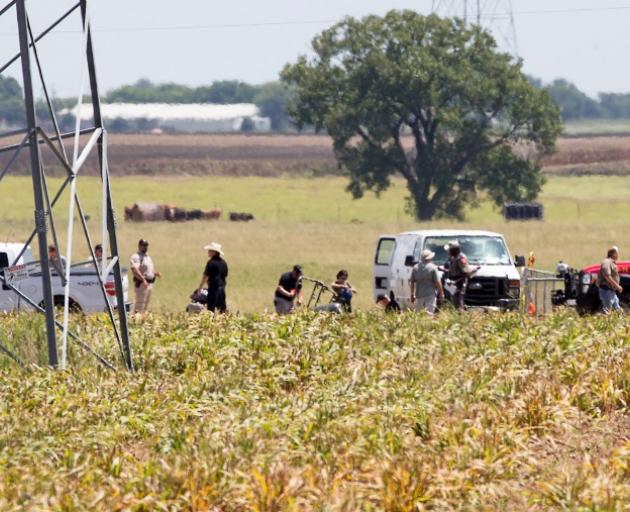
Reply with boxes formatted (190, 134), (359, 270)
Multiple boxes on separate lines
(0, 0), (131, 371)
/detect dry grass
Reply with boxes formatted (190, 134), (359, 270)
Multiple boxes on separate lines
(2, 311), (630, 509)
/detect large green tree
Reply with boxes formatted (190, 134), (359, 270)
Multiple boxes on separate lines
(282, 11), (562, 220)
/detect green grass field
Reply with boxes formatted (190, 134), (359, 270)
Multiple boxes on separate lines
(1, 174), (629, 312)
(2, 311), (630, 510)
(563, 118), (630, 135)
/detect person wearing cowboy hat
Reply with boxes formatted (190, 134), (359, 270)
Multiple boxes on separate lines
(410, 249), (444, 314)
(196, 242), (228, 313)
(444, 240), (479, 310)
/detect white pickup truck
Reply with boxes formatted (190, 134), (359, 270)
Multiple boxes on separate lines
(0, 243), (128, 313)
(374, 229), (524, 310)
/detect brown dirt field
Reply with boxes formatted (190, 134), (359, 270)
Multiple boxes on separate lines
(2, 133), (630, 177)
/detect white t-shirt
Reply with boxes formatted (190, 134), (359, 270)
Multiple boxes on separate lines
(130, 251), (155, 280)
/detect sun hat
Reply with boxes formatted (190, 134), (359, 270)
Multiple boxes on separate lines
(444, 240), (460, 251)
(204, 242), (224, 256)
(421, 249), (435, 262)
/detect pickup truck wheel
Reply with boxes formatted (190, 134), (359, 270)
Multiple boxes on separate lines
(52, 296), (82, 313)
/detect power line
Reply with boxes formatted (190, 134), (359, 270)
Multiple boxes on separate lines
(0, 18), (339, 36)
(1, 4), (630, 36)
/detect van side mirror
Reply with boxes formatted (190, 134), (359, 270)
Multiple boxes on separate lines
(514, 255), (526, 267)
(404, 255), (416, 267)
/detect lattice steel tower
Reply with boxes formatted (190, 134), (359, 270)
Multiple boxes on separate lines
(0, 0), (132, 371)
(431, 0), (518, 55)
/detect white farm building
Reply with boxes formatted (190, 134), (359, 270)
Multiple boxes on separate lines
(61, 103), (271, 133)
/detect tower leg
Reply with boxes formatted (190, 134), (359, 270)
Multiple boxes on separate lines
(80, 0), (132, 371)
(16, 0), (58, 368)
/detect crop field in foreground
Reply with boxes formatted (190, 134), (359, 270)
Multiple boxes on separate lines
(1, 311), (630, 510)
(0, 174), (629, 312)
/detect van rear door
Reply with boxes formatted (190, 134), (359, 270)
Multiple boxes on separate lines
(373, 236), (396, 300)
(390, 234), (420, 306)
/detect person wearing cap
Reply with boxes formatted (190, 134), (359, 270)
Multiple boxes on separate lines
(274, 265), (303, 314)
(410, 249), (444, 314)
(597, 245), (623, 313)
(130, 239), (161, 314)
(196, 242), (228, 313)
(444, 240), (479, 310)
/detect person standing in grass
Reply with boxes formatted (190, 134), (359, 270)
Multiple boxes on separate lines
(410, 249), (444, 315)
(331, 269), (357, 312)
(274, 265), (303, 314)
(597, 245), (623, 313)
(47, 245), (67, 287)
(130, 239), (160, 314)
(196, 242), (228, 313)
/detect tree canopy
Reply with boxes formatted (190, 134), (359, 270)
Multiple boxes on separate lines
(282, 11), (562, 220)
(0, 75), (25, 127)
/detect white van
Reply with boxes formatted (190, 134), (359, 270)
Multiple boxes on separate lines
(0, 243), (128, 313)
(374, 229), (523, 310)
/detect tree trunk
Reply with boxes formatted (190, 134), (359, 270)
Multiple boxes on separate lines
(409, 182), (436, 221)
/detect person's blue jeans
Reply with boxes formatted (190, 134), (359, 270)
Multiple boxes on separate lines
(599, 287), (621, 313)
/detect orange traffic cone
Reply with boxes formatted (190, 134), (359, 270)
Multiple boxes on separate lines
(528, 301), (536, 316)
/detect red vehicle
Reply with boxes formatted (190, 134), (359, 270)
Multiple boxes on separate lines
(555, 261), (630, 313)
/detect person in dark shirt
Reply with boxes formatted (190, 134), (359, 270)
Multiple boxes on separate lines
(196, 242), (228, 313)
(274, 265), (303, 314)
(376, 291), (401, 313)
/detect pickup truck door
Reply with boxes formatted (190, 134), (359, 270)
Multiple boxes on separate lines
(0, 251), (17, 311)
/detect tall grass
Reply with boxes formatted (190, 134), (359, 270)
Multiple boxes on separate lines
(1, 311), (630, 509)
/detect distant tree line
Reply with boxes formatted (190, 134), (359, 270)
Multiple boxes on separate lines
(4, 73), (630, 131)
(105, 79), (292, 131)
(530, 77), (630, 121)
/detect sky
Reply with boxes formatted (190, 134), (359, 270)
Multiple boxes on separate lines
(0, 0), (628, 99)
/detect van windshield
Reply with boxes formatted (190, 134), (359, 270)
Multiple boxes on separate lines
(421, 236), (511, 265)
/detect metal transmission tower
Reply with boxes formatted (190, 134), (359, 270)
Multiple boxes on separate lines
(0, 0), (132, 371)
(431, 0), (519, 55)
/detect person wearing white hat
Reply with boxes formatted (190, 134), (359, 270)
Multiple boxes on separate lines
(444, 240), (479, 310)
(410, 249), (444, 314)
(597, 245), (623, 313)
(196, 242), (228, 313)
